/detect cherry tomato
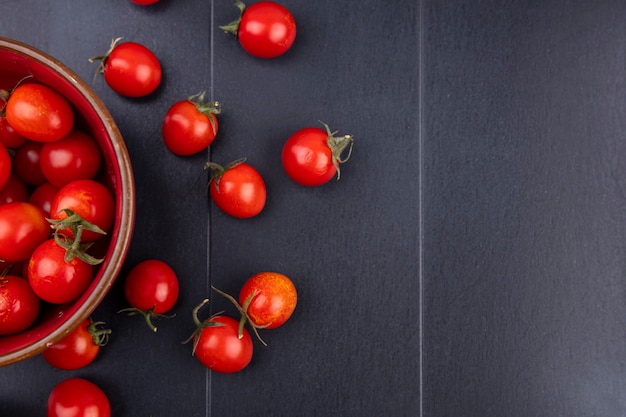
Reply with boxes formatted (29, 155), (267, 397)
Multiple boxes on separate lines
(282, 121), (354, 186)
(0, 275), (40, 335)
(239, 271), (297, 329)
(0, 173), (29, 204)
(188, 302), (253, 373)
(28, 182), (60, 214)
(220, 1), (296, 58)
(42, 318), (110, 370)
(122, 259), (180, 332)
(0, 142), (12, 191)
(130, 0), (159, 4)
(28, 238), (94, 304)
(0, 116), (27, 148)
(0, 201), (50, 262)
(91, 38), (162, 98)
(162, 93), (221, 156)
(47, 377), (111, 417)
(40, 130), (102, 187)
(5, 83), (74, 142)
(12, 140), (46, 186)
(206, 159), (266, 218)
(49, 179), (115, 242)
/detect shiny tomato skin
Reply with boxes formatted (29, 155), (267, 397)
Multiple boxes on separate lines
(239, 271), (297, 329)
(162, 100), (218, 156)
(210, 162), (266, 218)
(124, 259), (179, 314)
(47, 377), (111, 417)
(0, 116), (27, 148)
(0, 173), (29, 204)
(28, 238), (93, 304)
(0, 142), (10, 190)
(42, 318), (103, 370)
(5, 83), (74, 143)
(28, 182), (60, 214)
(104, 41), (162, 97)
(49, 179), (115, 242)
(40, 130), (102, 187)
(0, 275), (40, 335)
(12, 140), (46, 186)
(0, 201), (50, 262)
(281, 127), (337, 186)
(238, 1), (296, 58)
(195, 315), (253, 373)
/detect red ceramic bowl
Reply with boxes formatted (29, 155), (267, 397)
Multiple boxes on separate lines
(0, 37), (135, 366)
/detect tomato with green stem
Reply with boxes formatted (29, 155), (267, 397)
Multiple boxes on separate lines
(42, 317), (111, 370)
(119, 259), (179, 332)
(162, 92), (221, 156)
(282, 121), (354, 186)
(0, 274), (40, 335)
(47, 377), (111, 417)
(205, 158), (266, 218)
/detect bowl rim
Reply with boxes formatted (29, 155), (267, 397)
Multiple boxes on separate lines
(0, 36), (136, 366)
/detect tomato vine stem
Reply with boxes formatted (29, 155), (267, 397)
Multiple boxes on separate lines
(211, 285), (269, 346)
(319, 120), (354, 181)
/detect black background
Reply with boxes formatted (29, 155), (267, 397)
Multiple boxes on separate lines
(2, 1), (626, 417)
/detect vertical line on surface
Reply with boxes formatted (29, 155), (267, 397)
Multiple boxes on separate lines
(418, 0), (425, 416)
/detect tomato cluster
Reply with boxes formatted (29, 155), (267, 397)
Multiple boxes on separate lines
(0, 80), (115, 336)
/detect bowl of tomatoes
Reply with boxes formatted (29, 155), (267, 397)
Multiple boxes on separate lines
(0, 37), (135, 366)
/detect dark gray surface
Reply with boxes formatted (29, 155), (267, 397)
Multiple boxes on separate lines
(0, 1), (419, 416)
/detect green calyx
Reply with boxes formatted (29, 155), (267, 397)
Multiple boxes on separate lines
(88, 37), (123, 82)
(181, 298), (226, 356)
(87, 318), (112, 346)
(118, 305), (176, 333)
(319, 121), (354, 181)
(188, 92), (221, 136)
(219, 1), (247, 36)
(203, 157), (247, 192)
(47, 208), (106, 265)
(211, 285), (269, 346)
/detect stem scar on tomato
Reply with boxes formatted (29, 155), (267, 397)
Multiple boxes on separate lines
(117, 305), (176, 333)
(182, 298), (226, 355)
(319, 120), (354, 181)
(211, 285), (269, 346)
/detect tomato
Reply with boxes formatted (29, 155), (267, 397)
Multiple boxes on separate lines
(206, 159), (266, 218)
(0, 202), (50, 262)
(0, 116), (27, 148)
(162, 93), (221, 156)
(0, 141), (10, 190)
(40, 130), (102, 187)
(28, 238), (94, 304)
(0, 275), (40, 335)
(121, 259), (179, 332)
(49, 179), (115, 242)
(28, 182), (60, 214)
(282, 121), (354, 186)
(5, 83), (74, 142)
(42, 318), (110, 370)
(187, 300), (253, 373)
(0, 173), (29, 204)
(91, 38), (162, 98)
(130, 0), (159, 4)
(12, 140), (46, 186)
(220, 1), (296, 58)
(47, 377), (111, 417)
(239, 271), (297, 329)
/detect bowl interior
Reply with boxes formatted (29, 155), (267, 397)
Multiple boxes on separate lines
(0, 37), (135, 366)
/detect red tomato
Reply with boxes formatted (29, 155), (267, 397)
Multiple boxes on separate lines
(5, 83), (74, 142)
(91, 38), (162, 97)
(162, 94), (221, 156)
(239, 271), (297, 329)
(0, 142), (10, 190)
(130, 0), (159, 4)
(206, 159), (266, 218)
(49, 179), (115, 242)
(40, 130), (102, 187)
(0, 201), (50, 262)
(0, 275), (40, 335)
(12, 140), (46, 186)
(0, 116), (27, 148)
(42, 318), (110, 370)
(0, 173), (29, 204)
(282, 122), (354, 186)
(220, 1), (296, 58)
(122, 259), (180, 332)
(192, 312), (253, 373)
(28, 182), (60, 214)
(28, 238), (94, 304)
(47, 377), (111, 417)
